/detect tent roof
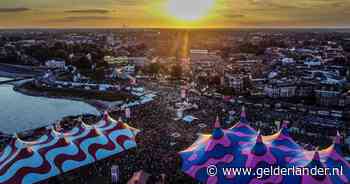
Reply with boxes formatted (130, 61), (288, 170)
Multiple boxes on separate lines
(179, 107), (350, 184)
(0, 111), (138, 184)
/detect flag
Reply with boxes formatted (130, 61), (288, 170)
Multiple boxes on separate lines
(111, 165), (120, 183)
(125, 107), (131, 119)
(181, 89), (186, 99)
(127, 170), (150, 184)
(214, 116), (221, 128)
(177, 109), (183, 118)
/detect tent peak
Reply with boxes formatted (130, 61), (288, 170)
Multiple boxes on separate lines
(313, 148), (320, 161)
(335, 131), (341, 144)
(212, 117), (224, 139)
(280, 120), (289, 135)
(214, 116), (221, 129)
(239, 106), (248, 124)
(103, 111), (109, 122)
(281, 120), (289, 129)
(332, 131), (343, 155)
(256, 133), (263, 144)
(252, 133), (267, 156)
(118, 116), (123, 122)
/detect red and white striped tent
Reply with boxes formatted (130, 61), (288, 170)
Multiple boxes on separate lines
(0, 112), (139, 184)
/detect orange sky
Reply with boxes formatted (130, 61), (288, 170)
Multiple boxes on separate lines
(0, 0), (349, 28)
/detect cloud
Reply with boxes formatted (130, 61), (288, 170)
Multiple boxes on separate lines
(222, 13), (245, 18)
(48, 16), (115, 23)
(64, 9), (110, 14)
(1, 0), (350, 27)
(248, 1), (304, 11)
(0, 7), (30, 13)
(114, 0), (146, 6)
(247, 0), (348, 11)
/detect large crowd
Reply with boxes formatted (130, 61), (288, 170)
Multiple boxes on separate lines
(0, 81), (348, 184)
(47, 81), (348, 183)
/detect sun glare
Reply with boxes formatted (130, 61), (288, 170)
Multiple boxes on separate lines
(166, 0), (215, 21)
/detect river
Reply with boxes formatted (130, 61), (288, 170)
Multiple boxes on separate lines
(0, 77), (99, 134)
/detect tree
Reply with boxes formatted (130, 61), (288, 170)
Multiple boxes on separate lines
(209, 75), (221, 86)
(148, 62), (161, 77)
(219, 87), (235, 96)
(170, 64), (183, 80)
(159, 64), (169, 75)
(71, 56), (91, 70)
(238, 43), (259, 54)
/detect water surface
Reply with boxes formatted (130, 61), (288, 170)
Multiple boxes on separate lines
(0, 77), (99, 134)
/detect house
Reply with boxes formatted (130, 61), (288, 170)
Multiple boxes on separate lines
(45, 59), (66, 69)
(224, 73), (249, 94)
(281, 58), (296, 65)
(104, 56), (149, 67)
(104, 56), (129, 66)
(128, 57), (149, 67)
(304, 58), (322, 67)
(314, 85), (342, 106)
(264, 81), (297, 98)
(190, 49), (223, 65)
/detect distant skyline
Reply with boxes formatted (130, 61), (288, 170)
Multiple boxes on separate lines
(0, 0), (350, 28)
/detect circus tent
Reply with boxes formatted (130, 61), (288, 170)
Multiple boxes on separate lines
(0, 112), (139, 184)
(179, 107), (350, 184)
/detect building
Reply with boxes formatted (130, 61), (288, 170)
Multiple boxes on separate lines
(302, 70), (345, 85)
(104, 56), (148, 67)
(190, 49), (210, 60)
(190, 49), (223, 64)
(264, 81), (297, 98)
(104, 56), (129, 66)
(235, 60), (263, 73)
(224, 73), (248, 94)
(45, 59), (66, 69)
(296, 82), (315, 97)
(304, 57), (322, 67)
(250, 78), (266, 96)
(281, 58), (296, 65)
(123, 65), (136, 75)
(338, 90), (350, 107)
(128, 57), (149, 67)
(315, 85), (342, 106)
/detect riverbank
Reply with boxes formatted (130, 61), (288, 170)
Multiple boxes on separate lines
(14, 79), (135, 105)
(0, 63), (44, 78)
(1, 77), (105, 112)
(0, 66), (139, 134)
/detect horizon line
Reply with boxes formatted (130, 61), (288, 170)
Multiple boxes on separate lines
(1, 26), (350, 30)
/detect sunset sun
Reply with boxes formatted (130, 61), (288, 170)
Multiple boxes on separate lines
(166, 0), (215, 21)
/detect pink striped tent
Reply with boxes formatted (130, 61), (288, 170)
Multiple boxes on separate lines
(180, 107), (350, 184)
